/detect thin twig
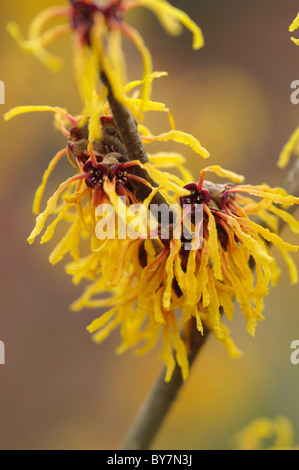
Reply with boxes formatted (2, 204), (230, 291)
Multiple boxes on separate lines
(280, 157), (299, 197)
(121, 321), (210, 450)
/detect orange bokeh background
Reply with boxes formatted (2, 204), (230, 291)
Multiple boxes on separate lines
(0, 0), (299, 450)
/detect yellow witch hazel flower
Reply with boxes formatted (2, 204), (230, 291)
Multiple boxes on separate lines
(277, 11), (299, 168)
(289, 11), (299, 45)
(5, 106), (299, 382)
(4, 72), (208, 283)
(72, 163), (299, 381)
(6, 2), (299, 383)
(5, 75), (299, 382)
(7, 0), (204, 143)
(235, 416), (299, 450)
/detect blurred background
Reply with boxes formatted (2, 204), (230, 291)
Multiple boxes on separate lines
(1, 0), (299, 450)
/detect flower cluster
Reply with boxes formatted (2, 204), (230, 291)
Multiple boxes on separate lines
(6, 98), (299, 380)
(7, 0), (203, 143)
(5, 2), (299, 381)
(72, 163), (299, 381)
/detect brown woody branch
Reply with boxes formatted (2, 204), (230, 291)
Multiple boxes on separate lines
(101, 72), (168, 205)
(120, 321), (210, 450)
